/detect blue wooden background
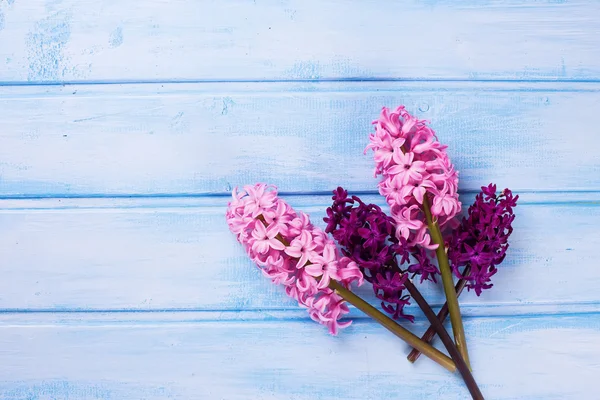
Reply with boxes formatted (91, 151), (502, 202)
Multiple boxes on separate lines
(1, 1), (599, 399)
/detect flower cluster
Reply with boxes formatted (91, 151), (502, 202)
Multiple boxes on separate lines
(226, 183), (364, 334)
(324, 187), (440, 321)
(448, 184), (518, 295)
(365, 106), (461, 249)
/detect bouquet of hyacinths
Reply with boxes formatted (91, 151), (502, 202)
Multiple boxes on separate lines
(225, 106), (517, 400)
(408, 183), (518, 363)
(363, 105), (517, 368)
(226, 184), (456, 367)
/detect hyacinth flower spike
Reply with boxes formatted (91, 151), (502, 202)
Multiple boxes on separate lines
(408, 184), (518, 363)
(226, 183), (455, 372)
(325, 188), (483, 400)
(366, 105), (471, 368)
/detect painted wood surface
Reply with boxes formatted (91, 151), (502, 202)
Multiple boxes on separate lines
(0, 313), (598, 400)
(0, 1), (598, 399)
(0, 194), (598, 315)
(1, 81), (599, 196)
(1, 1), (600, 83)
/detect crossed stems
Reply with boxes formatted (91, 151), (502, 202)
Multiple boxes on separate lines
(408, 265), (471, 363)
(388, 265), (482, 399)
(257, 216), (483, 399)
(422, 190), (472, 370)
(255, 216), (455, 372)
(395, 143), (471, 369)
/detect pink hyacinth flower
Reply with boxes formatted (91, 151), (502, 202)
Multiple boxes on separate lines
(305, 242), (341, 289)
(365, 106), (461, 247)
(251, 221), (286, 255)
(387, 151), (426, 185)
(285, 230), (317, 269)
(226, 183), (364, 335)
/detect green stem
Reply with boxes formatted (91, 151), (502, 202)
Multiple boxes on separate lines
(328, 280), (456, 373)
(402, 277), (482, 399)
(260, 216), (456, 372)
(422, 196), (471, 370)
(407, 265), (471, 363)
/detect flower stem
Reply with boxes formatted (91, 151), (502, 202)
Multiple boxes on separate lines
(261, 217), (457, 372)
(407, 265), (471, 363)
(402, 273), (482, 399)
(422, 196), (471, 370)
(328, 280), (456, 373)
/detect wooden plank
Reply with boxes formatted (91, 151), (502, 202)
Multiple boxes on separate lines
(0, 195), (597, 314)
(0, 1), (599, 83)
(0, 313), (597, 399)
(1, 81), (599, 197)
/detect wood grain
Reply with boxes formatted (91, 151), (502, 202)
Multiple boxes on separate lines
(1, 81), (599, 197)
(0, 313), (597, 400)
(0, 195), (596, 315)
(1, 1), (598, 398)
(1, 1), (599, 83)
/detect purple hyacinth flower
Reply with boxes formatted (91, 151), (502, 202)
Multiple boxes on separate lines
(324, 187), (441, 321)
(448, 185), (518, 295)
